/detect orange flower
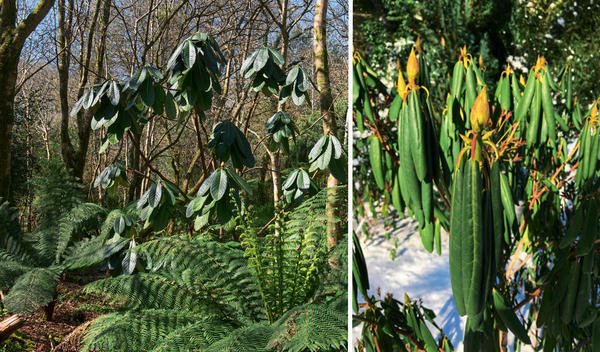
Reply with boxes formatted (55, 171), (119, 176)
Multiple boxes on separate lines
(470, 86), (490, 133)
(460, 46), (468, 60)
(406, 47), (419, 82)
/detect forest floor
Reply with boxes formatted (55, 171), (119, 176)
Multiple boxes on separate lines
(1, 280), (108, 352)
(353, 216), (466, 350)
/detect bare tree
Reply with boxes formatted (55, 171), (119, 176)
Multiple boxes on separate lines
(313, 0), (340, 248)
(58, 0), (111, 179)
(0, 0), (55, 200)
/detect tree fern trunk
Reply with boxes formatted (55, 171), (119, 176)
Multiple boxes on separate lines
(313, 0), (340, 249)
(44, 298), (56, 321)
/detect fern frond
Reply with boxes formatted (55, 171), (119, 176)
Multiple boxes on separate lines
(62, 235), (116, 270)
(81, 309), (201, 352)
(31, 159), (84, 232)
(268, 296), (347, 352)
(0, 200), (21, 238)
(318, 237), (348, 297)
(55, 203), (107, 263)
(29, 160), (86, 265)
(0, 250), (31, 290)
(242, 189), (334, 320)
(3, 266), (62, 314)
(139, 236), (265, 321)
(150, 318), (235, 352)
(83, 273), (231, 318)
(206, 323), (274, 352)
(0, 201), (38, 264)
(78, 189), (347, 351)
(287, 191), (330, 301)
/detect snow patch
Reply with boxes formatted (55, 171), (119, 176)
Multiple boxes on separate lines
(354, 218), (466, 350)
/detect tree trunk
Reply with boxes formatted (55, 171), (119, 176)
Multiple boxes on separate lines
(0, 0), (55, 200)
(0, 74), (17, 200)
(0, 314), (23, 343)
(267, 0), (289, 210)
(127, 131), (142, 201)
(268, 151), (282, 206)
(58, 0), (111, 180)
(313, 0), (340, 249)
(57, 0), (77, 174)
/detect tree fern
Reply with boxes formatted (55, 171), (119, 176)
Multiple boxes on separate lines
(285, 189), (331, 300)
(27, 160), (88, 266)
(241, 189), (336, 320)
(31, 159), (84, 233)
(0, 162), (111, 317)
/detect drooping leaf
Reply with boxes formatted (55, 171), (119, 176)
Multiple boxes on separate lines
(210, 169), (228, 201)
(253, 48), (269, 72)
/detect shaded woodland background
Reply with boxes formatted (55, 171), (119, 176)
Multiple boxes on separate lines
(5, 0), (348, 222)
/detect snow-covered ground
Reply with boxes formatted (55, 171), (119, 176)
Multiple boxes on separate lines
(353, 217), (466, 350)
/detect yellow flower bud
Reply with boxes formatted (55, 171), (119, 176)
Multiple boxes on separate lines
(406, 47), (419, 82)
(534, 56), (547, 72)
(470, 86), (489, 133)
(397, 67), (407, 97)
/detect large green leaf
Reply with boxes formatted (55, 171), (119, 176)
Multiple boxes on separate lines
(149, 183), (162, 208)
(210, 169), (228, 201)
(253, 48), (269, 72)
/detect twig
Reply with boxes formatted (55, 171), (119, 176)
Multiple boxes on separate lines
(505, 227), (526, 281)
(256, 207), (287, 236)
(127, 130), (188, 199)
